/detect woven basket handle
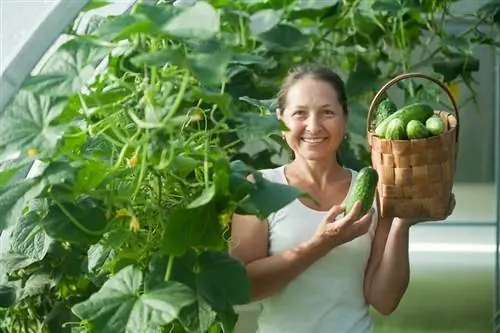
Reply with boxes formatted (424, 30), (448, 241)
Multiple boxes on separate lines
(366, 72), (460, 142)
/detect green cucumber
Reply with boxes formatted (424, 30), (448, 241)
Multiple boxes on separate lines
(374, 103), (434, 138)
(406, 120), (430, 139)
(385, 118), (407, 140)
(425, 115), (445, 136)
(344, 167), (379, 220)
(374, 98), (398, 127)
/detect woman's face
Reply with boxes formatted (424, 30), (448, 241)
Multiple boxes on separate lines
(278, 77), (347, 162)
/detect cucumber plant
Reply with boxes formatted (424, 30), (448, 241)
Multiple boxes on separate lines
(0, 0), (497, 332)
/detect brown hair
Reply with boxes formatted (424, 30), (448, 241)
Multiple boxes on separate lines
(277, 63), (348, 165)
(277, 63), (349, 116)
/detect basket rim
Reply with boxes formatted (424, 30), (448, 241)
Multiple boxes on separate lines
(366, 73), (460, 144)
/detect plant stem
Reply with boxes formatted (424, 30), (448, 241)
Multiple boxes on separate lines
(164, 255), (174, 281)
(51, 197), (106, 236)
(165, 71), (190, 121)
(132, 142), (148, 198)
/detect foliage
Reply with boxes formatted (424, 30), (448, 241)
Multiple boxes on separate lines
(0, 0), (498, 332)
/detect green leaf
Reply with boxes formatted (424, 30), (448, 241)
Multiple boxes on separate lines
(345, 57), (380, 97)
(479, 0), (500, 24)
(22, 38), (112, 97)
(93, 14), (153, 41)
(256, 24), (309, 51)
(187, 47), (233, 86)
(0, 284), (16, 308)
(295, 0), (338, 10)
(72, 265), (197, 333)
(239, 96), (277, 112)
(0, 211), (52, 277)
(243, 171), (308, 220)
(131, 46), (186, 68)
(0, 179), (44, 231)
(432, 55), (480, 82)
(82, 0), (111, 12)
(190, 87), (233, 117)
(162, 201), (224, 256)
(249, 9), (281, 36)
(161, 1), (220, 40)
(0, 162), (79, 230)
(0, 90), (68, 155)
(19, 273), (53, 301)
(196, 251), (250, 310)
(234, 112), (283, 144)
(42, 198), (108, 245)
(187, 185), (216, 209)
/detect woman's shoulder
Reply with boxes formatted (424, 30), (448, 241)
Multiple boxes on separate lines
(257, 165), (286, 184)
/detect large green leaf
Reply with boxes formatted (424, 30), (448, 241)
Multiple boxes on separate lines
(161, 1), (220, 40)
(249, 9), (281, 36)
(256, 23), (309, 51)
(345, 57), (380, 97)
(234, 112), (284, 144)
(187, 47), (233, 86)
(0, 162), (76, 230)
(0, 210), (52, 280)
(196, 251), (250, 310)
(72, 265), (197, 333)
(0, 90), (68, 155)
(42, 198), (108, 245)
(240, 171), (309, 220)
(22, 38), (112, 97)
(432, 55), (480, 82)
(93, 14), (153, 41)
(162, 200), (224, 257)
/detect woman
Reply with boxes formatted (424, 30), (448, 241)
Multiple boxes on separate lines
(230, 64), (456, 333)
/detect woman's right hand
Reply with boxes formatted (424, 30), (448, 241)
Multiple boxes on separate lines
(311, 201), (374, 252)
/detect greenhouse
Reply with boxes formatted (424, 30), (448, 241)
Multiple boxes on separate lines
(0, 0), (499, 332)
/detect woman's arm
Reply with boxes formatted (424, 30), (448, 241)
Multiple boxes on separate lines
(230, 212), (330, 302)
(363, 217), (411, 315)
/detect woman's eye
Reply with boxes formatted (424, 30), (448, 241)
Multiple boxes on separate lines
(293, 110), (306, 116)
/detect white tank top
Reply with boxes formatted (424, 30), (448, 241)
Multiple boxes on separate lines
(255, 165), (378, 333)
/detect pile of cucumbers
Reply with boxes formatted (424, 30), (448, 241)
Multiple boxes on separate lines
(373, 98), (446, 140)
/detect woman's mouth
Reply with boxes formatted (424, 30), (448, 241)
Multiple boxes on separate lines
(301, 137), (327, 144)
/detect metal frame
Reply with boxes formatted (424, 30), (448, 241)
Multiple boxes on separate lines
(0, 0), (91, 113)
(495, 39), (500, 333)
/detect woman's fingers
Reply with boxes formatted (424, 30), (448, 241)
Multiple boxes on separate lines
(325, 204), (346, 223)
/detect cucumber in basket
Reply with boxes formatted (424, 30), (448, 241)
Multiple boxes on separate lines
(374, 102), (434, 138)
(385, 118), (406, 140)
(344, 167), (379, 220)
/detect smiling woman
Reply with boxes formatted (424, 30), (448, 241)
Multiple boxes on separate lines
(230, 63), (455, 333)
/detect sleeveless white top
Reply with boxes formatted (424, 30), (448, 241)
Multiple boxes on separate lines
(255, 166), (378, 333)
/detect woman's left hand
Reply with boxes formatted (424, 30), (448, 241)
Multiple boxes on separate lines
(393, 193), (456, 228)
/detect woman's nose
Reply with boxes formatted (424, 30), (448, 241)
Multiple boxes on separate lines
(305, 115), (322, 132)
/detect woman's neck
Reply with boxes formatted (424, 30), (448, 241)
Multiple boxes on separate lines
(287, 156), (345, 189)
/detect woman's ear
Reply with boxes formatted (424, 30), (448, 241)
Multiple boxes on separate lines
(275, 108), (282, 120)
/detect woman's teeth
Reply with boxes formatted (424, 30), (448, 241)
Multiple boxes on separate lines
(302, 138), (326, 143)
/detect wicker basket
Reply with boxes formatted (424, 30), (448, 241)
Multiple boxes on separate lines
(366, 73), (460, 220)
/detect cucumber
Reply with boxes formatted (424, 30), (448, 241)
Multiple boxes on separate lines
(374, 103), (434, 138)
(407, 120), (430, 139)
(344, 167), (379, 220)
(374, 98), (398, 127)
(425, 115), (445, 136)
(385, 118), (406, 140)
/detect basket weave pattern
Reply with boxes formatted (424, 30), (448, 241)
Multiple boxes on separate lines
(367, 74), (460, 220)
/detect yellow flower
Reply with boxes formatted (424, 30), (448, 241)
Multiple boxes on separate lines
(218, 209), (233, 226)
(27, 148), (37, 156)
(446, 82), (460, 103)
(115, 208), (130, 218)
(127, 154), (137, 168)
(129, 217), (140, 232)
